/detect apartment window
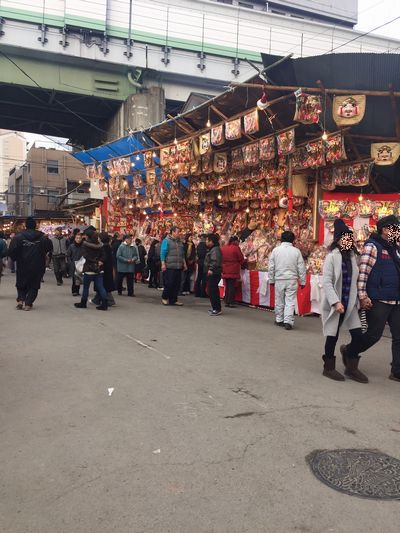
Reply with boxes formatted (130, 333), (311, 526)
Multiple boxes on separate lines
(47, 160), (59, 174)
(238, 2), (254, 8)
(48, 189), (59, 204)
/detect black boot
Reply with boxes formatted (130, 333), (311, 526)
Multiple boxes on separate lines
(74, 300), (87, 309)
(344, 356), (369, 383)
(340, 345), (368, 383)
(96, 299), (108, 311)
(322, 356), (345, 381)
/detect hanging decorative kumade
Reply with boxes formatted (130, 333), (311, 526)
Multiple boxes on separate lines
(225, 118), (242, 141)
(371, 143), (400, 166)
(333, 161), (372, 187)
(277, 128), (295, 155)
(211, 124), (225, 146)
(243, 142), (259, 166)
(160, 146), (170, 167)
(213, 152), (228, 173)
(231, 147), (244, 170)
(320, 168), (336, 191)
(144, 151), (154, 169)
(199, 132), (211, 155)
(293, 89), (322, 124)
(333, 95), (366, 126)
(146, 169), (157, 185)
(324, 133), (347, 164)
(243, 109), (259, 135)
(259, 137), (276, 161)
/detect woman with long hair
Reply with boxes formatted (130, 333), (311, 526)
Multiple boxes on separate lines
(321, 219), (367, 382)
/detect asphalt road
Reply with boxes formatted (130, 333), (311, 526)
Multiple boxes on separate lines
(1, 269), (399, 533)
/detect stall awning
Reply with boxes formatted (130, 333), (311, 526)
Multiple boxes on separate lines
(72, 132), (154, 165)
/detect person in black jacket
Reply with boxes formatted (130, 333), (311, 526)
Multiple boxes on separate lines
(8, 217), (50, 310)
(91, 232), (116, 307)
(135, 238), (147, 282)
(147, 239), (160, 288)
(66, 232), (84, 296)
(195, 234), (208, 298)
(204, 233), (223, 316)
(111, 232), (123, 284)
(74, 229), (108, 311)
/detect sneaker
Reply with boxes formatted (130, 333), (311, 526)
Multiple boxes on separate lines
(173, 301), (184, 306)
(284, 323), (293, 330)
(57, 282), (62, 286)
(72, 292), (79, 297)
(157, 287), (164, 291)
(209, 310), (222, 316)
(275, 321), (284, 327)
(162, 299), (168, 305)
(74, 302), (87, 309)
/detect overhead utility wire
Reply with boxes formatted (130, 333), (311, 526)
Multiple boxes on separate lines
(0, 48), (107, 134)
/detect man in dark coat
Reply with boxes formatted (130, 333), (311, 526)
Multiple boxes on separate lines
(8, 217), (50, 310)
(195, 234), (208, 298)
(91, 232), (116, 307)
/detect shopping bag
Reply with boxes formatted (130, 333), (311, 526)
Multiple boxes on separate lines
(75, 257), (86, 276)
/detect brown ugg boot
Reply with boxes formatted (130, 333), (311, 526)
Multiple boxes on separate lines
(323, 356), (345, 381)
(344, 356), (369, 384)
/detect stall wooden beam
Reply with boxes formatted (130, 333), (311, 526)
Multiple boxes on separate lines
(229, 82), (400, 98)
(350, 134), (399, 142)
(167, 114), (194, 135)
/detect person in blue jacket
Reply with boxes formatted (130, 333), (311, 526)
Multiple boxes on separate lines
(160, 226), (187, 306)
(116, 235), (138, 297)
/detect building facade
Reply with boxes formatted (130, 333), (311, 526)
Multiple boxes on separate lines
(7, 146), (89, 217)
(0, 130), (26, 213)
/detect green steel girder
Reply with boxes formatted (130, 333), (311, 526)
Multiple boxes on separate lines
(0, 52), (138, 101)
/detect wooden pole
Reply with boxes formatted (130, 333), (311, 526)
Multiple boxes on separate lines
(229, 82), (400, 98)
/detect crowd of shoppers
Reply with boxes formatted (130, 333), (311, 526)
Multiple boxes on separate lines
(3, 214), (400, 386)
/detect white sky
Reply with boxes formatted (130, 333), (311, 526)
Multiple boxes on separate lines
(356, 0), (400, 38)
(24, 0), (400, 146)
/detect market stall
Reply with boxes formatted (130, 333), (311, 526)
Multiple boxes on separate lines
(73, 53), (400, 314)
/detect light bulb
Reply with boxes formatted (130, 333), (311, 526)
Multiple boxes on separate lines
(136, 190), (139, 196)
(146, 215), (149, 220)
(79, 180), (82, 184)
(152, 151), (157, 158)
(217, 193), (222, 200)
(174, 137), (178, 145)
(245, 207), (250, 214)
(322, 131), (328, 141)
(143, 210), (146, 215)
(88, 188), (91, 192)
(131, 162), (135, 168)
(174, 213), (177, 217)
(136, 154), (140, 161)
(206, 119), (211, 128)
(129, 204), (133, 208)
(159, 206), (162, 211)
(358, 193), (364, 202)
(117, 196), (120, 200)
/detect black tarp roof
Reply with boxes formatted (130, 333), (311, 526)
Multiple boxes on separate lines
(261, 53), (400, 192)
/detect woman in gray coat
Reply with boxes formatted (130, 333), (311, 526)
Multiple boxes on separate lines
(321, 219), (368, 383)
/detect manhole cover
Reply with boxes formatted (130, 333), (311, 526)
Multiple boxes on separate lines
(307, 449), (400, 500)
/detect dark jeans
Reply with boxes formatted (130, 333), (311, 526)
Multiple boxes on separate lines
(118, 272), (134, 295)
(148, 267), (160, 288)
(325, 315), (362, 359)
(195, 264), (207, 297)
(53, 255), (66, 283)
(81, 273), (107, 303)
(182, 268), (193, 293)
(207, 273), (222, 312)
(162, 269), (182, 304)
(348, 301), (400, 374)
(17, 286), (39, 306)
(71, 275), (80, 295)
(224, 278), (237, 305)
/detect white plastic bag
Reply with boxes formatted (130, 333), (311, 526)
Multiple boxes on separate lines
(75, 256), (86, 276)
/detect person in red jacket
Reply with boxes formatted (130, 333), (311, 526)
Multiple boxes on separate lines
(221, 236), (245, 308)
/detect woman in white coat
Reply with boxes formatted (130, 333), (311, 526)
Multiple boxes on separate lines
(321, 219), (368, 382)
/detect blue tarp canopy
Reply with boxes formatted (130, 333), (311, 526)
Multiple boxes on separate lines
(72, 132), (154, 166)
